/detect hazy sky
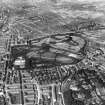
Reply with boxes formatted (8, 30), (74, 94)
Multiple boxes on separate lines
(62, 0), (104, 2)
(1, 0), (104, 4)
(0, 0), (105, 9)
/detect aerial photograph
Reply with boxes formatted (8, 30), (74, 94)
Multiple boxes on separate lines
(1, 0), (105, 105)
